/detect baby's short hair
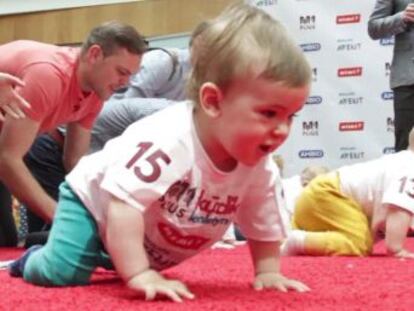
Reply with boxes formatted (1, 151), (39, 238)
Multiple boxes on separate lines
(187, 3), (311, 103)
(300, 165), (329, 187)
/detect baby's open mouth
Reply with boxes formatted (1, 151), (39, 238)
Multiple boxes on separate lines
(260, 145), (272, 153)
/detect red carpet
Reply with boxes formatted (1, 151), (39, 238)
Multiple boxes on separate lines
(1, 239), (414, 311)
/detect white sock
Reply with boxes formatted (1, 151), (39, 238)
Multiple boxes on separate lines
(280, 230), (307, 256)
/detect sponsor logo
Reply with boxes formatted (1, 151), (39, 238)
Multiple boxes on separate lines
(337, 42), (361, 51)
(339, 121), (364, 131)
(381, 91), (393, 100)
(158, 223), (209, 250)
(339, 147), (365, 160)
(298, 149), (324, 158)
(144, 238), (179, 269)
(338, 67), (363, 77)
(254, 0), (278, 6)
(380, 37), (394, 46)
(302, 121), (319, 136)
(383, 147), (395, 154)
(300, 15), (316, 30)
(336, 14), (361, 24)
(385, 62), (391, 76)
(306, 95), (323, 105)
(300, 42), (321, 52)
(312, 67), (318, 82)
(338, 92), (363, 105)
(386, 117), (394, 132)
(337, 39), (362, 51)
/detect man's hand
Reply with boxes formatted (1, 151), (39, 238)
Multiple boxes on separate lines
(253, 272), (310, 293)
(403, 4), (414, 24)
(0, 73), (31, 120)
(127, 269), (195, 303)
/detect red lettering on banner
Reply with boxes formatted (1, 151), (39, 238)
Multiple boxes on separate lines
(336, 14), (361, 24)
(338, 67), (363, 77)
(195, 190), (239, 215)
(339, 121), (364, 131)
(158, 223), (209, 250)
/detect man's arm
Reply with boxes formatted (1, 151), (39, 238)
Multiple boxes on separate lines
(63, 122), (91, 172)
(368, 0), (412, 39)
(385, 204), (414, 258)
(122, 50), (173, 99)
(0, 116), (56, 222)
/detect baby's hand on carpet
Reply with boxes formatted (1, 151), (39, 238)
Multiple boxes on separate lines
(253, 272), (310, 293)
(127, 269), (195, 303)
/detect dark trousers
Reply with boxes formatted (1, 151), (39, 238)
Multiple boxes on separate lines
(393, 85), (414, 151)
(23, 134), (66, 233)
(0, 134), (65, 246)
(0, 182), (17, 246)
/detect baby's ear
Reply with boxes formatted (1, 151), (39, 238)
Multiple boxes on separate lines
(199, 82), (224, 117)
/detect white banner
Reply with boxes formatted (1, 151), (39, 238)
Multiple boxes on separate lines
(249, 0), (394, 177)
(0, 0), (140, 16)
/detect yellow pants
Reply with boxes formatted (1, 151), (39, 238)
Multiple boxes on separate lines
(292, 172), (373, 256)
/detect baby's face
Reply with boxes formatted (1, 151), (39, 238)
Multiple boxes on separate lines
(213, 77), (309, 167)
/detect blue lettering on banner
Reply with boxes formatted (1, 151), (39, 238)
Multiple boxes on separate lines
(298, 150), (324, 158)
(381, 91), (393, 100)
(300, 42), (321, 52)
(383, 147), (395, 154)
(306, 96), (322, 105)
(380, 37), (394, 46)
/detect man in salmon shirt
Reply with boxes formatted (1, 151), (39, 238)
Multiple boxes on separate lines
(0, 21), (147, 246)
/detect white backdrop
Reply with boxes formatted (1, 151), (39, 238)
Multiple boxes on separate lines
(248, 0), (395, 177)
(0, 1), (139, 16)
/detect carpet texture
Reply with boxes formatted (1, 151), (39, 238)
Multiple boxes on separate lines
(1, 239), (413, 311)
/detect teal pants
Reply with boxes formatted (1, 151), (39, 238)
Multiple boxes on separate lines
(24, 182), (112, 286)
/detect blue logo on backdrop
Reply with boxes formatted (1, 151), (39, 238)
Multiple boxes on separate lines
(381, 91), (394, 100)
(380, 37), (394, 46)
(300, 42), (321, 52)
(383, 147), (395, 154)
(306, 96), (323, 105)
(298, 150), (324, 158)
